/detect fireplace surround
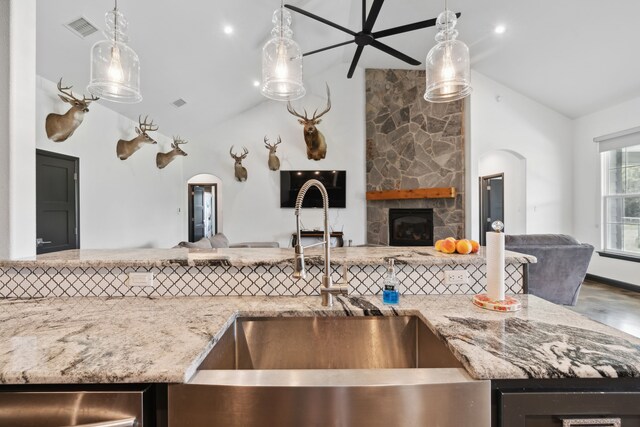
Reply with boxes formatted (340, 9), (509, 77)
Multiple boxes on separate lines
(388, 208), (434, 246)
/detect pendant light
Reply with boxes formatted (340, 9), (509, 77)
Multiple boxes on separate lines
(424, 1), (471, 103)
(261, 0), (305, 101)
(87, 0), (142, 103)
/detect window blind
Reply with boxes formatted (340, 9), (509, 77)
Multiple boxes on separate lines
(594, 125), (640, 153)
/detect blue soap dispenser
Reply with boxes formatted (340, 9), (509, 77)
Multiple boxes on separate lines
(382, 258), (400, 305)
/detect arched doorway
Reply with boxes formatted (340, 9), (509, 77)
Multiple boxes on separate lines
(187, 174), (223, 242)
(478, 150), (527, 240)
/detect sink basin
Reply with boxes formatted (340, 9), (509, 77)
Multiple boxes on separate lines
(199, 315), (464, 370)
(168, 315), (490, 427)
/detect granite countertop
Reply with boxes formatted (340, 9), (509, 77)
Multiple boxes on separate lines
(0, 246), (536, 268)
(1, 294), (638, 384)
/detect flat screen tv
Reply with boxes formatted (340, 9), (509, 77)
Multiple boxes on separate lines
(280, 170), (346, 208)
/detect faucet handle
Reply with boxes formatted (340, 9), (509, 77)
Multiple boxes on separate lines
(321, 284), (349, 297)
(292, 244), (306, 280)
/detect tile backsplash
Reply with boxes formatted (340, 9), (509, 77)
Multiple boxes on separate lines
(0, 262), (525, 298)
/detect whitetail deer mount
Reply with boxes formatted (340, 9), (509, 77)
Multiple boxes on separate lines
(230, 146), (249, 182)
(287, 84), (331, 161)
(156, 136), (188, 169)
(116, 115), (159, 160)
(264, 136), (282, 171)
(45, 78), (99, 142)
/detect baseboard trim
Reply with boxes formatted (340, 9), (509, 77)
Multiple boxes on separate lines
(585, 274), (640, 293)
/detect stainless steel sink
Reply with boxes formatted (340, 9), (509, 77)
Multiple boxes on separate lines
(168, 315), (490, 427)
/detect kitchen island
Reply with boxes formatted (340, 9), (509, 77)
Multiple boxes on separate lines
(1, 249), (639, 425)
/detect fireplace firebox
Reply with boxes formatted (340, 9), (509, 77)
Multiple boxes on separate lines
(388, 208), (434, 246)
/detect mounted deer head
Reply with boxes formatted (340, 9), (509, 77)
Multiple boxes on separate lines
(230, 146), (249, 182)
(264, 135), (282, 171)
(156, 136), (188, 169)
(45, 78), (99, 142)
(286, 84), (331, 161)
(116, 115), (159, 160)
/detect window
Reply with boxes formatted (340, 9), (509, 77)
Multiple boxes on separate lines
(602, 144), (640, 257)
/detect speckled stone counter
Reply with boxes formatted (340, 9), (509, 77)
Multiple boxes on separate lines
(0, 247), (535, 268)
(1, 294), (638, 384)
(0, 247), (535, 298)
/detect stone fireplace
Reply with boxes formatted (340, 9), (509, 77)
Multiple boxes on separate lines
(388, 208), (433, 246)
(365, 69), (465, 245)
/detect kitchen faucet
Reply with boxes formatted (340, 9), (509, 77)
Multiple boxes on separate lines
(292, 179), (348, 306)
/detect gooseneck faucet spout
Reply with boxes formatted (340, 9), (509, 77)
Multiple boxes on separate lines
(292, 179), (348, 306)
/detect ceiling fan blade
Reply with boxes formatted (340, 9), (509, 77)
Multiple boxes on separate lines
(372, 13), (460, 39)
(285, 4), (356, 36)
(347, 45), (365, 79)
(303, 40), (355, 57)
(370, 40), (421, 65)
(363, 0), (385, 32)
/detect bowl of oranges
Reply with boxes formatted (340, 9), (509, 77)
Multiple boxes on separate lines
(434, 237), (480, 255)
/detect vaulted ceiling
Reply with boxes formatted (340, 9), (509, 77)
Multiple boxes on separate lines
(37, 0), (640, 137)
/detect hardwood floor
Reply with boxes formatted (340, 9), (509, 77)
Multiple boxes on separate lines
(570, 279), (640, 338)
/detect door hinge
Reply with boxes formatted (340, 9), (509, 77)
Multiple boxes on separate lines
(75, 227), (78, 235)
(73, 173), (78, 181)
(486, 185), (491, 190)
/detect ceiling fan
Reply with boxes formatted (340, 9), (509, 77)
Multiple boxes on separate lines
(284, 0), (461, 78)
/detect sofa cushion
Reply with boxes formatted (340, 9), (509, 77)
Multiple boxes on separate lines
(505, 234), (579, 246)
(177, 237), (213, 249)
(209, 233), (230, 248)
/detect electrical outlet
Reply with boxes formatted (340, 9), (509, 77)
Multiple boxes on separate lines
(127, 272), (154, 288)
(443, 270), (469, 285)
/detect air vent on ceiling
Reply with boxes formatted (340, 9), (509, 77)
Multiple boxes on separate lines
(171, 98), (187, 108)
(64, 17), (99, 39)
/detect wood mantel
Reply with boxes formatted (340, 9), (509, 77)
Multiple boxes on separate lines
(366, 187), (456, 201)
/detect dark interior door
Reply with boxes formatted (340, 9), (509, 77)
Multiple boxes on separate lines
(479, 174), (504, 245)
(36, 150), (79, 254)
(189, 185), (206, 242)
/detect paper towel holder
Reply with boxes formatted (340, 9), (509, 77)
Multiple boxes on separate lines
(472, 219), (522, 312)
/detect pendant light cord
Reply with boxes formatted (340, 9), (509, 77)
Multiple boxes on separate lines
(444, 0), (449, 43)
(280, 0), (284, 39)
(113, 0), (119, 44)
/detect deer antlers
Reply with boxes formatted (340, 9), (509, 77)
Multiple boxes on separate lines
(57, 78), (99, 103)
(230, 145), (249, 160)
(264, 136), (282, 149)
(286, 83), (331, 121)
(138, 115), (159, 133)
(172, 136), (188, 148)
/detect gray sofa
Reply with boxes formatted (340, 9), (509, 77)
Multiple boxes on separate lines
(176, 233), (279, 249)
(505, 234), (594, 306)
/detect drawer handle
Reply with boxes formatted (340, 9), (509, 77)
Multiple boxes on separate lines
(63, 418), (137, 427)
(562, 418), (621, 427)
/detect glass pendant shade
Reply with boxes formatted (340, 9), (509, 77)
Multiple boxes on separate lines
(87, 5), (142, 103)
(261, 7), (305, 101)
(424, 10), (471, 103)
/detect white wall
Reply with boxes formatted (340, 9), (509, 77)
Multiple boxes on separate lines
(0, 0), (10, 259)
(478, 150), (527, 235)
(0, 0), (36, 260)
(185, 63), (367, 248)
(36, 76), (185, 249)
(573, 96), (640, 286)
(468, 70), (574, 240)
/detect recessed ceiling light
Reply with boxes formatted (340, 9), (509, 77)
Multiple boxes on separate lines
(223, 25), (234, 35)
(253, 80), (260, 87)
(494, 25), (506, 35)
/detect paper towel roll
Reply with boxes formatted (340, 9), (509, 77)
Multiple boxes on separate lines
(486, 231), (505, 301)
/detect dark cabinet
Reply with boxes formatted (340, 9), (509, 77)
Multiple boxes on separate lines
(500, 391), (640, 426)
(492, 378), (640, 427)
